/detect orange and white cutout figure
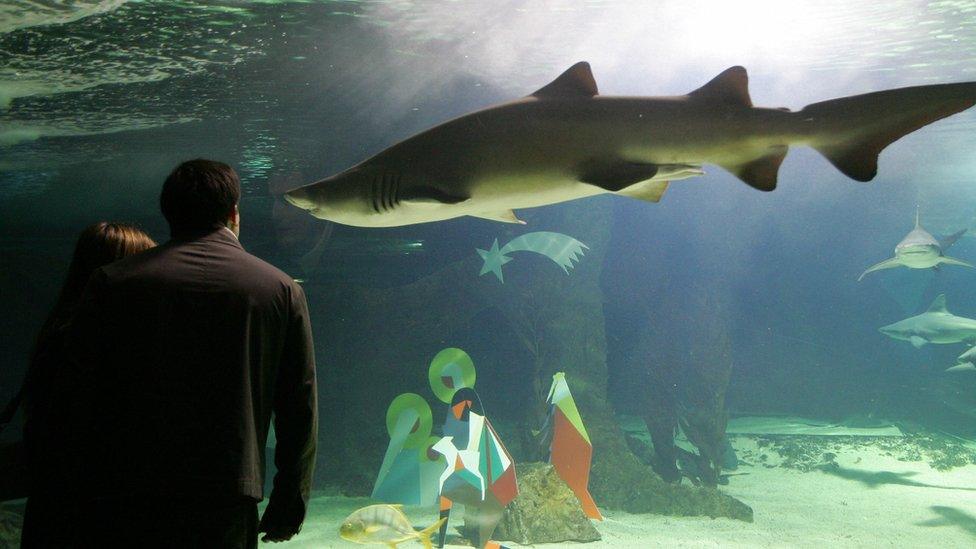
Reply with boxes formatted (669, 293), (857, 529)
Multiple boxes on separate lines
(545, 372), (602, 520)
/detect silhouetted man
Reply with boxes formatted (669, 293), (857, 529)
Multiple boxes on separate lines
(71, 159), (317, 547)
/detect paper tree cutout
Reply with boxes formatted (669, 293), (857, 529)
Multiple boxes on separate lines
(371, 348), (517, 548)
(432, 387), (517, 549)
(372, 393), (444, 505)
(428, 347), (477, 404)
(476, 231), (588, 283)
(545, 372), (601, 520)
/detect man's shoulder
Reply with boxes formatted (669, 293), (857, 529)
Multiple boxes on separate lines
(202, 246), (307, 310)
(100, 234), (299, 293)
(233, 247), (300, 288)
(98, 243), (168, 280)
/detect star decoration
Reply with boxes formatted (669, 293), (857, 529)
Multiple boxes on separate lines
(476, 239), (513, 283)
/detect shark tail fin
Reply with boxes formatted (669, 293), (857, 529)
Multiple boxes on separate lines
(801, 82), (976, 181)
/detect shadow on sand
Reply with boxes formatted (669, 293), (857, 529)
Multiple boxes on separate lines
(819, 465), (976, 491)
(917, 506), (976, 538)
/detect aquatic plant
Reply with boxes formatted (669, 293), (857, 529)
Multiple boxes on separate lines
(636, 286), (734, 487)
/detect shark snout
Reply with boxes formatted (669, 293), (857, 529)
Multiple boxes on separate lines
(878, 324), (902, 339)
(283, 187), (316, 211)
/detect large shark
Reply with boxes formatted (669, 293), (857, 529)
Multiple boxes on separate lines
(879, 294), (976, 348)
(858, 209), (971, 281)
(285, 62), (976, 227)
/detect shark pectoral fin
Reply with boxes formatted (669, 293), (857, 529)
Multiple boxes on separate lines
(719, 145), (788, 192)
(616, 180), (670, 203)
(578, 159), (660, 191)
(937, 256), (975, 269)
(857, 257), (903, 281)
(470, 210), (526, 224)
(939, 228), (968, 250)
(399, 185), (469, 205)
(910, 335), (929, 349)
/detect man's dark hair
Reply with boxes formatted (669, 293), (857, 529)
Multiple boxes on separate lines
(160, 159), (241, 234)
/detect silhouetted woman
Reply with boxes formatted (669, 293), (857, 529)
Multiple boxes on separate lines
(20, 222), (155, 547)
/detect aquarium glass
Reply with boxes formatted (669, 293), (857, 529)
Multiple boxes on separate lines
(2, 1), (976, 547)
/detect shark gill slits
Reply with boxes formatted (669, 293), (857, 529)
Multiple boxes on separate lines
(376, 173), (399, 212)
(370, 175), (381, 213)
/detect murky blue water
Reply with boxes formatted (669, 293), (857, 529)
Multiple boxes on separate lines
(2, 1), (976, 545)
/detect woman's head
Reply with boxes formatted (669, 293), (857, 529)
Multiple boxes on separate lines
(26, 223), (156, 400)
(56, 222), (156, 315)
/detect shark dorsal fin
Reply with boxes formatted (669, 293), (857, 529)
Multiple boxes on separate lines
(927, 293), (948, 313)
(531, 62), (598, 98)
(914, 206), (920, 229)
(688, 66), (752, 107)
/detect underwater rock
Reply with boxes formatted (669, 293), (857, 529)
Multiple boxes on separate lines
(590, 450), (754, 522)
(489, 462), (601, 544)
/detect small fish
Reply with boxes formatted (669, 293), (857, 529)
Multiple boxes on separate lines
(339, 504), (445, 548)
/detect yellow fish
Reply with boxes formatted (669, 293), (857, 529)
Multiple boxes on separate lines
(339, 504), (446, 548)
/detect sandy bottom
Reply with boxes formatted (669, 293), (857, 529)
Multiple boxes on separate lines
(275, 435), (976, 548)
(3, 432), (975, 547)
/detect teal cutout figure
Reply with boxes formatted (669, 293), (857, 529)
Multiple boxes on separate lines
(476, 231), (588, 283)
(372, 393), (443, 505)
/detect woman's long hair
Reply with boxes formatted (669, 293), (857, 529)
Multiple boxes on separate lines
(22, 222), (155, 414)
(36, 222), (156, 348)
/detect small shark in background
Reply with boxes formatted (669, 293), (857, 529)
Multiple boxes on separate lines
(858, 209), (971, 281)
(945, 362), (976, 373)
(285, 62), (976, 227)
(946, 346), (976, 372)
(879, 294), (976, 348)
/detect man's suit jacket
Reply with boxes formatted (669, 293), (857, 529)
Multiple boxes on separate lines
(71, 227), (316, 515)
